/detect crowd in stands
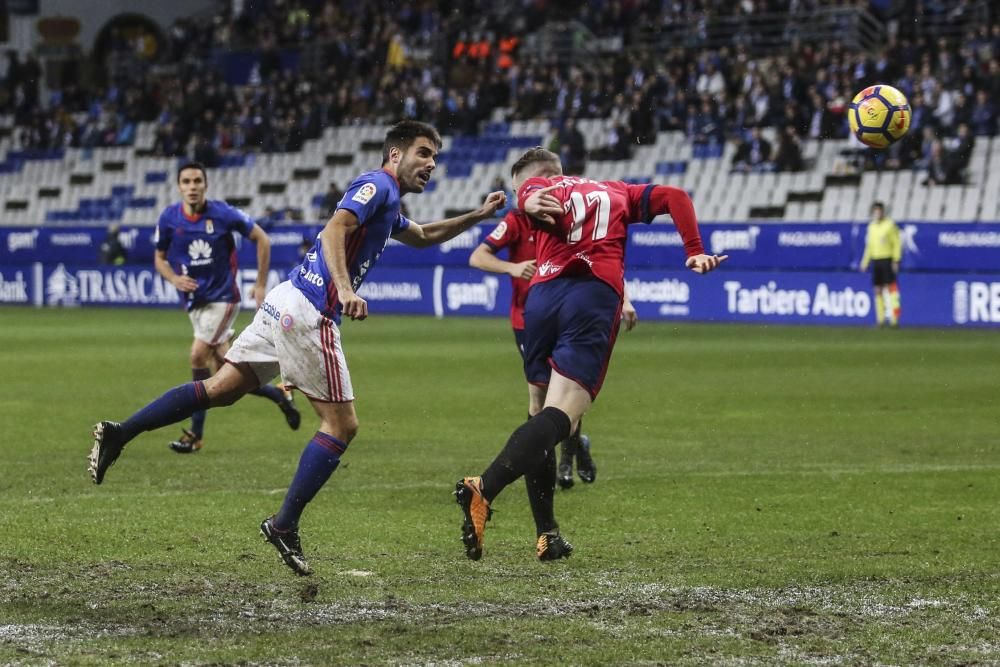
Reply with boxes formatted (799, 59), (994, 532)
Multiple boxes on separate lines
(0, 0), (997, 185)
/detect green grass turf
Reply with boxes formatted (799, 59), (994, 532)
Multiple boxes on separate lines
(1, 306), (999, 665)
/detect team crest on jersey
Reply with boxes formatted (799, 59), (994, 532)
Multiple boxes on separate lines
(280, 313), (295, 331)
(352, 183), (377, 205)
(489, 222), (508, 240)
(206, 219), (214, 234)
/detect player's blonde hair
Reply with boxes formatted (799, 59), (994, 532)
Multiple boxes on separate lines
(511, 147), (562, 180)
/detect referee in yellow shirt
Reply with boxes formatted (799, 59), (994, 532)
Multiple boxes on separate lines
(859, 201), (902, 327)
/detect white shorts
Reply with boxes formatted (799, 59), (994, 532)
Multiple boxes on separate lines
(226, 281), (354, 402)
(189, 302), (239, 346)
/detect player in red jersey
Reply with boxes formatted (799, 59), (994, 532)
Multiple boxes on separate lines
(470, 170), (638, 492)
(455, 148), (726, 561)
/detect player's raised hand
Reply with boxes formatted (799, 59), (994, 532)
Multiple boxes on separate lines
(509, 259), (536, 280)
(685, 254), (728, 274)
(171, 275), (199, 292)
(524, 185), (563, 226)
(478, 191), (507, 218)
(340, 291), (368, 321)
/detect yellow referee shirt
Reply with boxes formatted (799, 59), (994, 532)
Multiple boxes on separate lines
(860, 216), (901, 270)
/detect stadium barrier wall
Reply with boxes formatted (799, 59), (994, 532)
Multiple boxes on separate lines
(2, 222), (999, 272)
(2, 263), (999, 328)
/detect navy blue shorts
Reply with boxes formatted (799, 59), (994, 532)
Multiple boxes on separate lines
(522, 276), (623, 399)
(513, 328), (527, 362)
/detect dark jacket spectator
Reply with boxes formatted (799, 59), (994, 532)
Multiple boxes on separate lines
(320, 182), (344, 219)
(99, 223), (128, 265)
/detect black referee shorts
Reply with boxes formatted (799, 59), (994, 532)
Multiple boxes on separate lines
(871, 258), (897, 286)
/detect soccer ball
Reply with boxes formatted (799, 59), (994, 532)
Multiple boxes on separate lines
(847, 85), (911, 149)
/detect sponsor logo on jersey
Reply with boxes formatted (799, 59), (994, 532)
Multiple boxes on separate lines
(261, 301), (281, 321)
(537, 260), (562, 277)
(188, 239), (213, 265)
(299, 267), (325, 287)
(7, 230), (39, 252)
(446, 276), (500, 311)
(489, 222), (508, 241)
(352, 183), (377, 205)
(953, 281), (1000, 324)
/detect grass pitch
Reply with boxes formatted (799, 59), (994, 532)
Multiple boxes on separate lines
(1, 307), (999, 665)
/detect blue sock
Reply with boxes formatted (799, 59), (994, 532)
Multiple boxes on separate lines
(250, 383), (285, 404)
(274, 432), (348, 531)
(189, 368), (211, 437)
(120, 382), (211, 442)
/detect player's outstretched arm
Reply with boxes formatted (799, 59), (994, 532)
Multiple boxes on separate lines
(469, 243), (536, 279)
(321, 209), (368, 320)
(394, 191), (507, 248)
(247, 226), (271, 308)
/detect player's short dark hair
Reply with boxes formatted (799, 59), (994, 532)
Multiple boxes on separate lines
(871, 201), (885, 212)
(511, 147), (561, 179)
(177, 161), (208, 184)
(382, 121), (442, 164)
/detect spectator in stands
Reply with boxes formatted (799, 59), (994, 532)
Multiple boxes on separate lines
(923, 139), (963, 186)
(256, 205), (284, 232)
(731, 126), (772, 173)
(774, 125), (804, 172)
(627, 91), (657, 146)
(320, 181), (344, 219)
(99, 223), (128, 266)
(593, 121), (632, 161)
(554, 118), (586, 175)
(970, 89), (997, 136)
(688, 98), (725, 149)
(950, 122), (975, 172)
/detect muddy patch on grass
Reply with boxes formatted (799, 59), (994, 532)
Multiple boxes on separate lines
(3, 563), (998, 664)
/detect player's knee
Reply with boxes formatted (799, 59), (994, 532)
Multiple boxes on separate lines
(341, 416), (360, 443)
(323, 414), (358, 444)
(203, 366), (255, 407)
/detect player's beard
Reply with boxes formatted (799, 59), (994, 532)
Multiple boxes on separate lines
(400, 160), (431, 193)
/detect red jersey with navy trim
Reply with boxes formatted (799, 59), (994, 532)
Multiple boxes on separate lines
(517, 176), (655, 298)
(483, 210), (535, 330)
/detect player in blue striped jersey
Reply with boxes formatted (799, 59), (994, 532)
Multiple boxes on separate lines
(154, 162), (300, 454)
(89, 122), (507, 576)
